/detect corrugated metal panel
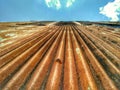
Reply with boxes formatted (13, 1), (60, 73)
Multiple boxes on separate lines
(0, 22), (120, 90)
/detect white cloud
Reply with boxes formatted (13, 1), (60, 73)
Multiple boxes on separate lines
(45, 0), (75, 9)
(66, 0), (75, 8)
(45, 0), (61, 9)
(99, 0), (120, 21)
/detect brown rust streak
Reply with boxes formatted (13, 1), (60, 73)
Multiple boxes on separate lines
(76, 26), (120, 73)
(0, 30), (43, 56)
(0, 26), (57, 56)
(74, 29), (118, 90)
(45, 29), (66, 90)
(26, 28), (63, 90)
(82, 26), (120, 59)
(2, 28), (61, 90)
(0, 31), (49, 68)
(76, 26), (120, 68)
(0, 30), (56, 85)
(64, 28), (79, 90)
(71, 28), (98, 90)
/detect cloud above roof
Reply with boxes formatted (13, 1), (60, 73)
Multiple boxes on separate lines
(45, 0), (75, 9)
(66, 0), (75, 8)
(45, 0), (61, 10)
(99, 0), (120, 21)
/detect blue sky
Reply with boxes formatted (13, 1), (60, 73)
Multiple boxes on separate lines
(0, 0), (120, 22)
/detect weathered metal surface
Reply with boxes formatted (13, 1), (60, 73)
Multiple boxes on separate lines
(64, 28), (79, 90)
(71, 29), (97, 90)
(0, 22), (120, 90)
(45, 29), (66, 90)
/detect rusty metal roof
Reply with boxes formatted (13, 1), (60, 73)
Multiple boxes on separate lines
(0, 22), (120, 90)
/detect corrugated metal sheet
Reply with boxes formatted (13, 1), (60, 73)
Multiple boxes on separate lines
(0, 22), (120, 90)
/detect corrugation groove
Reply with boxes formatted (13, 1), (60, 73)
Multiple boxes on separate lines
(0, 22), (120, 90)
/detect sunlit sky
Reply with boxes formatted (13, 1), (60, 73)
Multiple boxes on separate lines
(0, 0), (120, 22)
